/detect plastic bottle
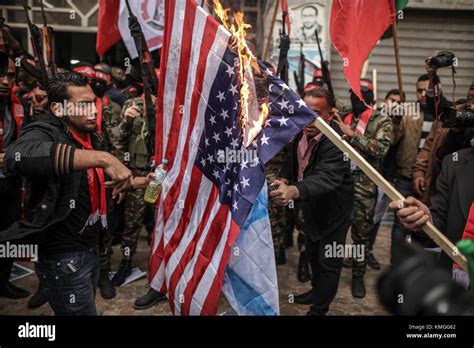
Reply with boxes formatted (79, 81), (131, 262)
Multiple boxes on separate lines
(144, 159), (168, 204)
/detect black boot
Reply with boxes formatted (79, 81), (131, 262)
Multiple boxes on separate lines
(27, 283), (48, 308)
(134, 288), (167, 310)
(351, 276), (366, 298)
(111, 259), (132, 287)
(367, 252), (381, 270)
(0, 281), (30, 299)
(99, 272), (116, 299)
(294, 289), (312, 305)
(297, 251), (311, 283)
(275, 247), (286, 265)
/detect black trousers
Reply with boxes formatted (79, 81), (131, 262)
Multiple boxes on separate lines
(0, 176), (22, 284)
(305, 220), (351, 316)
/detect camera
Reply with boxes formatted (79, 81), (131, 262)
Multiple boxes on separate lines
(441, 106), (474, 128)
(377, 242), (474, 315)
(428, 51), (456, 69)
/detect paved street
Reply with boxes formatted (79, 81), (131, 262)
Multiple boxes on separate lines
(0, 221), (391, 316)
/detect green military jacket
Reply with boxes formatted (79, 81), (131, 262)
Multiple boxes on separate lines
(342, 109), (393, 172)
(101, 98), (123, 158)
(116, 97), (151, 170)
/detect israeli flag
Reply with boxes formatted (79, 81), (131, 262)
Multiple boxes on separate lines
(222, 185), (280, 315)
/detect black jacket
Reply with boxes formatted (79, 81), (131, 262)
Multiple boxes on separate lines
(0, 114), (108, 242)
(432, 147), (474, 271)
(280, 121), (354, 242)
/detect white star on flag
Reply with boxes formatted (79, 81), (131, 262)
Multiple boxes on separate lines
(230, 137), (239, 149)
(240, 176), (250, 190)
(220, 109), (229, 120)
(217, 91), (225, 102)
(230, 84), (239, 96)
(278, 116), (289, 127)
(212, 132), (221, 143)
(224, 127), (233, 138)
(209, 115), (217, 125)
(226, 64), (235, 77)
(261, 133), (270, 145)
(278, 99), (289, 110)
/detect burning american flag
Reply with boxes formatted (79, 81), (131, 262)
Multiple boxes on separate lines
(148, 0), (317, 315)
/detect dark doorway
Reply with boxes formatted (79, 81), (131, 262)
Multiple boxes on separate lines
(54, 31), (99, 70)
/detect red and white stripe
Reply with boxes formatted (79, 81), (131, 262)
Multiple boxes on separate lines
(149, 0), (240, 316)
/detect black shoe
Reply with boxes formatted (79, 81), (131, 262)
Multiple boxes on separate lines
(99, 272), (116, 299)
(352, 276), (366, 298)
(275, 247), (286, 266)
(27, 284), (48, 308)
(367, 253), (381, 270)
(294, 289), (312, 305)
(0, 282), (30, 299)
(133, 288), (167, 310)
(111, 260), (132, 287)
(297, 252), (311, 283)
(343, 258), (352, 268)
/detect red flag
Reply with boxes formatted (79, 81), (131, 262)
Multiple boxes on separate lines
(281, 0), (291, 36)
(96, 0), (121, 57)
(330, 0), (396, 100)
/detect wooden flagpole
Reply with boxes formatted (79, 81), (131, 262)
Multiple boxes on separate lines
(263, 0), (280, 61)
(314, 117), (468, 271)
(392, 21), (405, 102)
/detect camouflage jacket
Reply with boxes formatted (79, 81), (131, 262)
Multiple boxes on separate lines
(343, 109), (393, 172)
(101, 98), (123, 158)
(116, 97), (151, 170)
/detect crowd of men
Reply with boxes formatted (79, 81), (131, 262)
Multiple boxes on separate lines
(0, 21), (473, 316)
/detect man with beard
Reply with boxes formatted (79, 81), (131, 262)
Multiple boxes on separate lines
(0, 72), (132, 315)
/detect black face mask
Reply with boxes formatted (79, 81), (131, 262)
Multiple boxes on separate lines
(350, 92), (369, 117)
(91, 79), (107, 98)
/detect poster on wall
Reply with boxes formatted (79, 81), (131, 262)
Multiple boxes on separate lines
(270, 1), (329, 92)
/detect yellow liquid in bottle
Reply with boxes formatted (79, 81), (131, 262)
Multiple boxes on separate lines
(144, 181), (162, 204)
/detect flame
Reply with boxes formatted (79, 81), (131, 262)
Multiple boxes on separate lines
(259, 103), (269, 125)
(213, 0), (260, 133)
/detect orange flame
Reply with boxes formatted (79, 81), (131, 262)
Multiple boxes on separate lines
(259, 103), (269, 124)
(213, 0), (260, 133)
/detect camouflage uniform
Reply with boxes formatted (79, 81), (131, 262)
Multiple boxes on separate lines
(343, 110), (393, 278)
(117, 97), (152, 260)
(99, 98), (126, 272)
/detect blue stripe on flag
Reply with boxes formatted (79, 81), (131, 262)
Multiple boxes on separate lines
(242, 188), (269, 229)
(226, 268), (277, 316)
